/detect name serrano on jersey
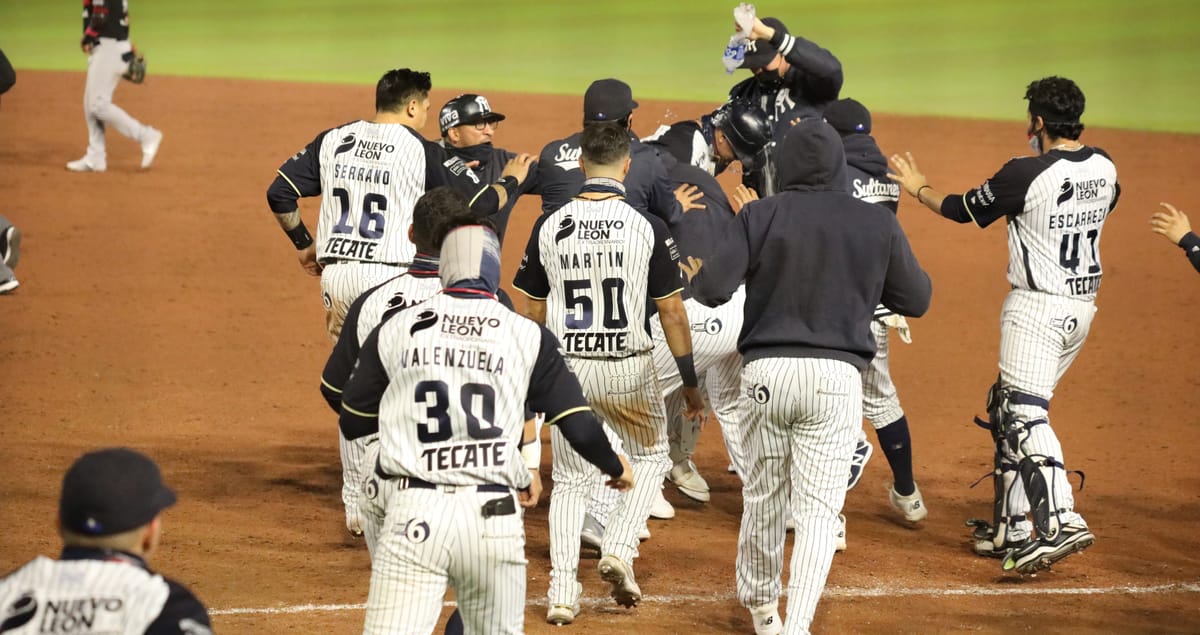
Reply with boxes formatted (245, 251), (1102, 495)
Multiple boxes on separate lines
(38, 597), (125, 633)
(558, 250), (624, 269)
(399, 345), (506, 374)
(332, 163), (392, 185)
(420, 440), (509, 472)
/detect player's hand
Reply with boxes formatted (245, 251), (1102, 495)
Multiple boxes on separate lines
(501, 153), (534, 185)
(887, 152), (928, 197)
(518, 469), (543, 508)
(298, 244), (322, 276)
(681, 385), (709, 423)
(732, 184), (759, 212)
(679, 256), (703, 283)
(1150, 202), (1192, 245)
(674, 184), (706, 213)
(606, 455), (635, 492)
(345, 507), (365, 537)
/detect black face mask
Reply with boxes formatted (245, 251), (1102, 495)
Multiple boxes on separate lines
(451, 142), (494, 166)
(754, 70), (784, 91)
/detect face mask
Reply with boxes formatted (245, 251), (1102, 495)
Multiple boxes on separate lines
(1027, 133), (1042, 155)
(755, 70), (783, 91)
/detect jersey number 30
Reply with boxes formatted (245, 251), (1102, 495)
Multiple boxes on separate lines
(414, 380), (501, 442)
(332, 187), (386, 239)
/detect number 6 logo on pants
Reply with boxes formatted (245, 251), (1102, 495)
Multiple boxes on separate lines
(404, 519), (430, 544)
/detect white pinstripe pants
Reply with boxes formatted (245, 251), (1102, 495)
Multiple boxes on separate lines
(736, 358), (861, 634)
(319, 261), (407, 342)
(997, 289), (1096, 523)
(650, 288), (748, 475)
(364, 487), (526, 634)
(861, 319), (905, 428)
(547, 353), (670, 606)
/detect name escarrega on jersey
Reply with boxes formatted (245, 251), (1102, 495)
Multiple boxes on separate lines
(957, 148), (1119, 302)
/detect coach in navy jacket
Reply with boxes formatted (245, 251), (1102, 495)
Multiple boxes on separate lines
(690, 118), (931, 368)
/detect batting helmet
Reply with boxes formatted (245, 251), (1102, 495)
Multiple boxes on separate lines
(439, 94), (506, 136)
(712, 100), (772, 170)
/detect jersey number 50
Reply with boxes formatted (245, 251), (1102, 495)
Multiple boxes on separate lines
(332, 187), (386, 239)
(563, 278), (628, 330)
(414, 380), (501, 443)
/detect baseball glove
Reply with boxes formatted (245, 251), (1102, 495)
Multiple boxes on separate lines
(122, 51), (146, 84)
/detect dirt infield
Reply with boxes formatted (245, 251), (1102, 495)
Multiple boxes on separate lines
(1, 71), (1199, 634)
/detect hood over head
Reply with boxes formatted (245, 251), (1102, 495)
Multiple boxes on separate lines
(777, 118), (847, 193)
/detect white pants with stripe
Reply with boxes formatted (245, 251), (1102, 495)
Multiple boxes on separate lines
(736, 358), (861, 634)
(319, 260), (407, 342)
(650, 288), (748, 475)
(861, 318), (905, 428)
(547, 353), (670, 607)
(81, 38), (154, 169)
(998, 289), (1096, 525)
(364, 486), (526, 634)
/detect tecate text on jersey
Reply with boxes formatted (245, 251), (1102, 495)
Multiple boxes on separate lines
(421, 440), (510, 471)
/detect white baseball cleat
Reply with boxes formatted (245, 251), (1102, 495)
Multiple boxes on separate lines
(141, 128), (163, 169)
(639, 525), (651, 541)
(670, 459), (711, 502)
(597, 555), (641, 608)
(2, 225), (21, 268)
(546, 602), (579, 625)
(66, 158), (105, 172)
(649, 485), (675, 519)
(0, 277), (18, 295)
(580, 513), (604, 551)
(888, 482), (928, 522)
(748, 600), (783, 635)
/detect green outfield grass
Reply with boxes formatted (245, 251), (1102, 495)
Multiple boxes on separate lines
(2, 0), (1197, 132)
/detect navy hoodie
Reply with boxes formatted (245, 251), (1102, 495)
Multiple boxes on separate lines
(690, 119), (931, 370)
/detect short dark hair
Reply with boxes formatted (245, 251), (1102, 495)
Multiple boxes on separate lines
(580, 123), (630, 168)
(411, 187), (496, 253)
(582, 115), (630, 130)
(376, 69), (432, 113)
(1025, 76), (1085, 140)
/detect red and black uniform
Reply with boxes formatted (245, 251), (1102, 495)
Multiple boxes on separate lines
(82, 0), (130, 44)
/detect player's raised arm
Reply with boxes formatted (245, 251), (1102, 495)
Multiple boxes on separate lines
(690, 205), (754, 307)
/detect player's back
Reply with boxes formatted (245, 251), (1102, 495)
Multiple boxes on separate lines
(536, 198), (663, 358)
(315, 121), (427, 267)
(1004, 147), (1119, 301)
(355, 268), (444, 347)
(0, 556), (170, 634)
(373, 293), (540, 488)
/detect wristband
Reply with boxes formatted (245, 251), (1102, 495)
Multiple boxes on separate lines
(520, 413), (544, 470)
(674, 353), (699, 388)
(285, 222), (314, 250)
(496, 175), (519, 200)
(915, 185), (931, 201)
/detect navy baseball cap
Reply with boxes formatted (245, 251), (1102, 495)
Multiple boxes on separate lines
(583, 79), (638, 122)
(824, 98), (872, 135)
(739, 18), (787, 69)
(59, 448), (177, 537)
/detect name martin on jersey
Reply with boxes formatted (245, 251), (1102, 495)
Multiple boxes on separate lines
(559, 249), (625, 269)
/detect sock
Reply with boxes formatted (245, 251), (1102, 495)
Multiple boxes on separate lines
(875, 416), (915, 496)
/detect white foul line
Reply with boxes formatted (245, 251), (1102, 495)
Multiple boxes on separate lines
(209, 580), (1200, 616)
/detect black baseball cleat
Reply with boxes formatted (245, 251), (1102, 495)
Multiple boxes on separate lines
(966, 519), (1032, 559)
(1002, 523), (1095, 574)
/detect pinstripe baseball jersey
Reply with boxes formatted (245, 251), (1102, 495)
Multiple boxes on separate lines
(0, 549), (211, 634)
(943, 147), (1119, 301)
(513, 184), (683, 358)
(339, 292), (592, 488)
(269, 122), (492, 267)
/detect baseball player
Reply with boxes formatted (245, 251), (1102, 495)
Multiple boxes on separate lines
(889, 76), (1118, 574)
(642, 99), (773, 500)
(320, 187), (497, 543)
(514, 123), (705, 623)
(537, 78), (701, 221)
(725, 4), (843, 196)
(438, 94), (543, 241)
(66, 0), (163, 172)
(265, 68), (534, 342)
(339, 224), (632, 634)
(689, 118), (931, 635)
(0, 448), (212, 634)
(1, 50), (17, 295)
(1150, 202), (1200, 274)
(823, 98), (927, 544)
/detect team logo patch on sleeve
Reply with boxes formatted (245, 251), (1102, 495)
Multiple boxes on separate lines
(665, 237), (680, 261)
